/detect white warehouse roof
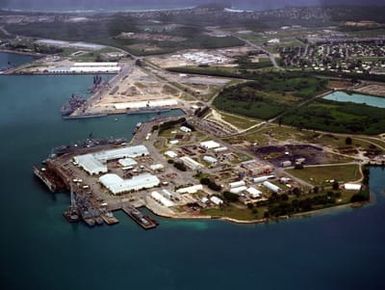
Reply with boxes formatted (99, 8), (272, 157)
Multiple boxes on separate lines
(74, 154), (107, 176)
(247, 187), (262, 198)
(118, 158), (137, 168)
(114, 99), (178, 110)
(164, 151), (178, 158)
(230, 186), (247, 194)
(176, 184), (203, 194)
(93, 145), (149, 161)
(200, 140), (221, 150)
(180, 156), (204, 170)
(151, 191), (175, 207)
(203, 156), (218, 164)
(344, 183), (362, 191)
(229, 180), (246, 188)
(210, 196), (224, 206)
(99, 173), (160, 195)
(73, 62), (118, 67)
(263, 181), (281, 193)
(253, 175), (275, 184)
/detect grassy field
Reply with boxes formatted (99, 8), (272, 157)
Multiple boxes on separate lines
(219, 111), (260, 130)
(286, 164), (361, 186)
(202, 206), (264, 221)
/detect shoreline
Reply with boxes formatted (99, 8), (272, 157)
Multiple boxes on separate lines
(0, 6), (197, 14)
(145, 200), (369, 226)
(0, 49), (44, 57)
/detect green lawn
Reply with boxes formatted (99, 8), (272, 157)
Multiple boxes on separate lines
(202, 206), (264, 221)
(287, 164), (361, 186)
(220, 111), (260, 130)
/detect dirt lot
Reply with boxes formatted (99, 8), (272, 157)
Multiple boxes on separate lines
(354, 84), (385, 97)
(252, 144), (328, 167)
(147, 46), (257, 68)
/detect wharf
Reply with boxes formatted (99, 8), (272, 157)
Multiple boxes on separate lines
(122, 206), (158, 230)
(101, 213), (120, 225)
(33, 165), (67, 192)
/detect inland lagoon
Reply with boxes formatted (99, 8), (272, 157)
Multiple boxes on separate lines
(323, 91), (385, 108)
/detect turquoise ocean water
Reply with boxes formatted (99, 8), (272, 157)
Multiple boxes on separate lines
(1, 53), (385, 290)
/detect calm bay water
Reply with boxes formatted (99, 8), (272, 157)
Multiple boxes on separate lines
(324, 91), (385, 108)
(0, 52), (35, 69)
(1, 54), (385, 290)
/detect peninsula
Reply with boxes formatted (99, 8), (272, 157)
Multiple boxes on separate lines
(1, 4), (384, 228)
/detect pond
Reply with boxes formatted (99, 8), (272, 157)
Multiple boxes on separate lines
(323, 91), (385, 108)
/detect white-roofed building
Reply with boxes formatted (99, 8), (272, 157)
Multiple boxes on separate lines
(214, 146), (228, 153)
(74, 154), (107, 175)
(200, 140), (221, 150)
(150, 164), (164, 172)
(94, 145), (149, 161)
(180, 126), (192, 133)
(210, 196), (224, 206)
(74, 145), (149, 175)
(176, 184), (203, 194)
(203, 156), (218, 165)
(229, 180), (246, 188)
(151, 191), (175, 207)
(230, 186), (247, 194)
(253, 175), (275, 184)
(263, 181), (281, 193)
(99, 173), (160, 195)
(344, 183), (362, 191)
(118, 158), (137, 169)
(180, 156), (204, 170)
(164, 150), (178, 158)
(247, 187), (262, 199)
(161, 189), (174, 199)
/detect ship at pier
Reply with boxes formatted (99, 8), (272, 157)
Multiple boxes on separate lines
(60, 94), (86, 116)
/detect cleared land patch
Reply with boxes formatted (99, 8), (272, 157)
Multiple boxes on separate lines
(286, 164), (361, 186)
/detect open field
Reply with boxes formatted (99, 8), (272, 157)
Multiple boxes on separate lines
(286, 164), (361, 186)
(201, 206), (264, 221)
(219, 111), (260, 130)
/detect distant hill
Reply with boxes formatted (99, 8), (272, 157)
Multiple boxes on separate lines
(0, 0), (384, 12)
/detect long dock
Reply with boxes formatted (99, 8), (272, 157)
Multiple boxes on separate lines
(122, 206), (158, 230)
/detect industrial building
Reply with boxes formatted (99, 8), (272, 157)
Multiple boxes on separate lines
(253, 175), (275, 184)
(246, 187), (262, 199)
(180, 156), (204, 170)
(230, 186), (247, 194)
(99, 173), (160, 195)
(176, 184), (203, 194)
(164, 150), (178, 158)
(151, 191), (175, 207)
(344, 183), (362, 191)
(210, 196), (224, 206)
(48, 62), (121, 74)
(180, 126), (192, 133)
(93, 145), (149, 161)
(118, 158), (137, 169)
(200, 140), (221, 150)
(263, 181), (281, 193)
(203, 156), (218, 165)
(229, 180), (246, 188)
(74, 154), (108, 176)
(113, 99), (178, 110)
(74, 145), (149, 175)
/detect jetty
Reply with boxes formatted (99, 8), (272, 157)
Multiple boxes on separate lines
(123, 206), (158, 230)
